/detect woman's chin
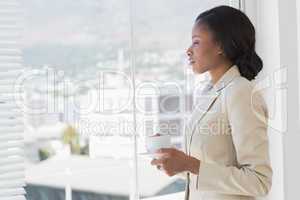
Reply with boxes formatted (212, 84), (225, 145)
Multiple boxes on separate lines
(192, 65), (206, 74)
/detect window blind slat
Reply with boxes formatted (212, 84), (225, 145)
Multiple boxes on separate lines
(0, 156), (23, 165)
(0, 18), (21, 23)
(0, 161), (24, 168)
(0, 118), (23, 126)
(0, 3), (20, 7)
(0, 126), (24, 133)
(0, 36), (21, 40)
(0, 134), (23, 141)
(0, 164), (24, 174)
(0, 180), (25, 187)
(0, 69), (23, 78)
(0, 195), (26, 200)
(0, 85), (23, 93)
(0, 141), (23, 149)
(0, 172), (24, 180)
(0, 149), (24, 157)
(0, 55), (22, 60)
(0, 112), (22, 118)
(0, 23), (21, 28)
(0, 102), (18, 109)
(0, 63), (22, 69)
(0, 94), (17, 101)
(0, 188), (25, 197)
(0, 79), (17, 85)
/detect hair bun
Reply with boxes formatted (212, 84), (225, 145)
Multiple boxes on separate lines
(235, 50), (263, 80)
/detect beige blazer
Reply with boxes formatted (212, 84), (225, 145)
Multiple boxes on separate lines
(182, 65), (273, 200)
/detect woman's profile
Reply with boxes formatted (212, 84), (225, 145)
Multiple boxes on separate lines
(151, 5), (273, 200)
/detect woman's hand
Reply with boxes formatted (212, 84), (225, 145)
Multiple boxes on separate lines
(151, 148), (200, 176)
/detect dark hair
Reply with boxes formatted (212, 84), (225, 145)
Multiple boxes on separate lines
(195, 5), (262, 80)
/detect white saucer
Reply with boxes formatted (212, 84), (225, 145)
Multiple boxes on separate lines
(138, 151), (156, 158)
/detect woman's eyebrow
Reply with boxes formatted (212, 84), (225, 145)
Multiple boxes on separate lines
(192, 35), (201, 39)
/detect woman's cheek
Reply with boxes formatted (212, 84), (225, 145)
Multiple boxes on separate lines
(195, 54), (205, 68)
(196, 49), (205, 62)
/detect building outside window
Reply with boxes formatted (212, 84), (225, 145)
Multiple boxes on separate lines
(19, 1), (232, 200)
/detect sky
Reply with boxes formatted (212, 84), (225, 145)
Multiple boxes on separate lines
(22, 0), (226, 48)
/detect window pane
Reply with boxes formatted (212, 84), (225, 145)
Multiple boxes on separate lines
(22, 1), (229, 200)
(133, 0), (229, 199)
(23, 1), (135, 200)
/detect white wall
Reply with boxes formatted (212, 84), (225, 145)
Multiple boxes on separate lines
(245, 0), (300, 200)
(280, 0), (300, 199)
(255, 1), (284, 199)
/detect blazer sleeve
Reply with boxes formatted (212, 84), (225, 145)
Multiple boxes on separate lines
(196, 80), (273, 197)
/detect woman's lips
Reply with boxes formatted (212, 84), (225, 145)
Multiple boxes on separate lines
(189, 60), (195, 65)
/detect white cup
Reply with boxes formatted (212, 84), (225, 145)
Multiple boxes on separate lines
(146, 134), (171, 154)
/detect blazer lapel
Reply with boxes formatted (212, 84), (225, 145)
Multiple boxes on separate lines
(187, 91), (220, 154)
(188, 65), (241, 134)
(186, 65), (242, 154)
(190, 92), (220, 130)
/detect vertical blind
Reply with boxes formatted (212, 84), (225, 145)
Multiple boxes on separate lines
(0, 0), (25, 200)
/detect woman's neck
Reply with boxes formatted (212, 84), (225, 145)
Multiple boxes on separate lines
(209, 62), (233, 85)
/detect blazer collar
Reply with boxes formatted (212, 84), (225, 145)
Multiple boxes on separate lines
(190, 65), (241, 127)
(211, 65), (241, 93)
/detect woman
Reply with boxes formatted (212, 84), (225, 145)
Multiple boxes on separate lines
(151, 5), (273, 200)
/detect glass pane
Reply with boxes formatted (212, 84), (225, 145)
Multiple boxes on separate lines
(133, 0), (229, 199)
(23, 1), (136, 200)
(22, 1), (230, 200)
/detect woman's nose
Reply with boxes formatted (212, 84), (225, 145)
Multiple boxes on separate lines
(186, 47), (192, 56)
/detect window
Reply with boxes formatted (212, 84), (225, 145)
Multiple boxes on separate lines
(20, 1), (231, 200)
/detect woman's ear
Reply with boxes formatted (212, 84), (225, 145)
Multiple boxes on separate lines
(216, 45), (224, 55)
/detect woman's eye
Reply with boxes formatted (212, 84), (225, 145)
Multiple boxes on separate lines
(192, 41), (199, 46)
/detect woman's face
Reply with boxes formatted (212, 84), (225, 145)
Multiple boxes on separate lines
(186, 23), (222, 74)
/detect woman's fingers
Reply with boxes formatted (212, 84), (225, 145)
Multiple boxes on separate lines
(155, 148), (175, 158)
(151, 159), (166, 171)
(151, 148), (189, 176)
(156, 148), (172, 153)
(151, 158), (164, 166)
